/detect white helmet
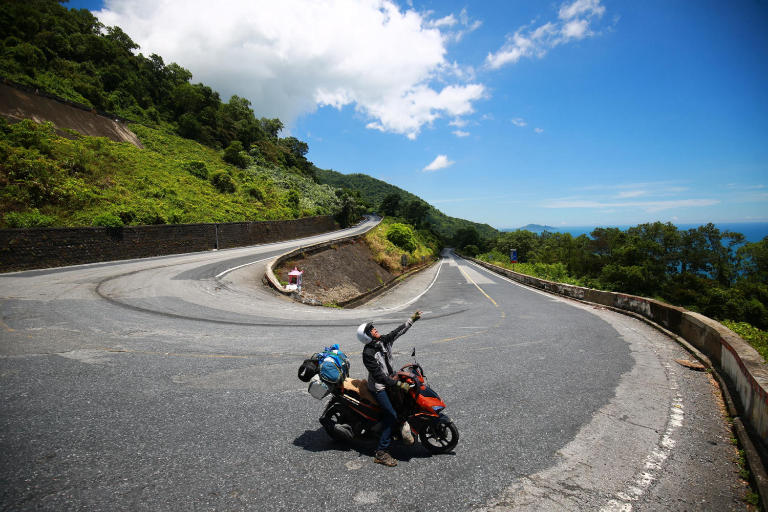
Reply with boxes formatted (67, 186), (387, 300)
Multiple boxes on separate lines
(357, 323), (374, 343)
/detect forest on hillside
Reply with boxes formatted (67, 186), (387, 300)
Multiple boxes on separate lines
(0, 0), (316, 179)
(315, 168), (499, 241)
(456, 222), (768, 331)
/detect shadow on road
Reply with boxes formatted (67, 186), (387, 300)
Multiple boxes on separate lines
(293, 428), (456, 462)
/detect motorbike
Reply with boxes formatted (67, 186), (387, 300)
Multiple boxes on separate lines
(314, 360), (459, 454)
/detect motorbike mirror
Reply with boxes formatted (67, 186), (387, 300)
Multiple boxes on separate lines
(411, 347), (416, 357)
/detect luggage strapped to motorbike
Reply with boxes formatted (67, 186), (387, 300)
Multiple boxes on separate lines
(298, 344), (351, 399)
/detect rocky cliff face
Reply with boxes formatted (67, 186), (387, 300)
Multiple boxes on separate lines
(0, 82), (144, 148)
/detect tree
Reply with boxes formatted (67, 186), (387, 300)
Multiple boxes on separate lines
(171, 83), (203, 115)
(402, 199), (429, 226)
(260, 118), (283, 139)
(177, 113), (202, 139)
(739, 237), (768, 284)
(493, 230), (539, 263)
(684, 223), (745, 286)
(103, 26), (138, 53)
(333, 188), (364, 228)
(280, 136), (308, 158)
(379, 193), (401, 216)
(454, 226), (480, 251)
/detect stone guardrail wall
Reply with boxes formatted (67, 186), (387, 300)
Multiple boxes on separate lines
(0, 216), (338, 273)
(463, 255), (768, 450)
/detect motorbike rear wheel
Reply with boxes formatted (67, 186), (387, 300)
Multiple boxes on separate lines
(321, 404), (354, 443)
(419, 421), (459, 454)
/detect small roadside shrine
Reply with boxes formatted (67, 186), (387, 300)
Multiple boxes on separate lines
(286, 267), (303, 291)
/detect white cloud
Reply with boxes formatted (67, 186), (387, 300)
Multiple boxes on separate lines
(617, 190), (646, 198)
(96, 0), (485, 139)
(449, 117), (468, 127)
(579, 180), (688, 192)
(535, 127), (544, 133)
(452, 130), (470, 137)
(427, 14), (458, 29)
(512, 117), (527, 127)
(543, 198), (721, 213)
(424, 155), (455, 171)
(486, 0), (607, 69)
(558, 0), (605, 21)
(432, 9), (483, 43)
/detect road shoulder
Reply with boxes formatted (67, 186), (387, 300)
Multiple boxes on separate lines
(477, 302), (748, 511)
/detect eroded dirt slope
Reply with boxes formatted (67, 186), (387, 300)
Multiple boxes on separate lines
(275, 240), (394, 304)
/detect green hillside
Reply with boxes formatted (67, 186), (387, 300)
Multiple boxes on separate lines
(0, 0), (498, 240)
(0, 118), (354, 228)
(315, 168), (500, 240)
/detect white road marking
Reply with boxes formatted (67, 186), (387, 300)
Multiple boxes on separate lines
(215, 256), (274, 279)
(600, 362), (684, 511)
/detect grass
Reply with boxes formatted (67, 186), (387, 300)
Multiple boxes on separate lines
(0, 119), (342, 228)
(722, 321), (768, 362)
(363, 217), (439, 274)
(473, 251), (584, 286)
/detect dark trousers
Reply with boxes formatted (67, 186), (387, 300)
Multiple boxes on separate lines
(374, 389), (398, 452)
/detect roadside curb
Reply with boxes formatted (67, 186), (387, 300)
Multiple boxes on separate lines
(340, 261), (437, 309)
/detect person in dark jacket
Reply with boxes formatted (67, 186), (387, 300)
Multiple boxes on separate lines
(357, 309), (421, 467)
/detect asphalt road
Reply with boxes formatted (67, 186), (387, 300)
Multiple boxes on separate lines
(0, 219), (749, 511)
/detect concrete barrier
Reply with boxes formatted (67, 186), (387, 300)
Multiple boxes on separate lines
(0, 216), (338, 273)
(464, 255), (768, 450)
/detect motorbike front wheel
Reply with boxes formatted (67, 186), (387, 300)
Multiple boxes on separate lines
(419, 421), (459, 454)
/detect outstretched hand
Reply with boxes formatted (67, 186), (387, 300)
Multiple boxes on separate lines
(410, 309), (421, 322)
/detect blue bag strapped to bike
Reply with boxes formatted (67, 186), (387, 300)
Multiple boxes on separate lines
(315, 344), (350, 386)
(305, 344), (350, 399)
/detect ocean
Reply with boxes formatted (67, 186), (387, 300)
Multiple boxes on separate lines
(528, 223), (768, 244)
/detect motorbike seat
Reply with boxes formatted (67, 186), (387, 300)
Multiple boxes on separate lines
(342, 378), (379, 406)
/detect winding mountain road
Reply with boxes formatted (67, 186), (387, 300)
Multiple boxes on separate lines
(0, 218), (747, 510)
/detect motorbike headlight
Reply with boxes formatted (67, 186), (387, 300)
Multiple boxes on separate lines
(432, 406), (444, 412)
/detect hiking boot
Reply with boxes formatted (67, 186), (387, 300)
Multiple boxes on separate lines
(374, 450), (397, 467)
(401, 422), (414, 446)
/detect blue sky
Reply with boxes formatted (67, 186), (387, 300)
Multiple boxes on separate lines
(63, 0), (767, 229)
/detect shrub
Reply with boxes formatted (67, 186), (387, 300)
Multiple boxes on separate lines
(3, 209), (55, 228)
(210, 170), (236, 193)
(247, 186), (265, 202)
(183, 160), (209, 180)
(286, 189), (300, 209)
(386, 223), (417, 252)
(92, 213), (124, 227)
(463, 245), (479, 257)
(222, 141), (251, 169)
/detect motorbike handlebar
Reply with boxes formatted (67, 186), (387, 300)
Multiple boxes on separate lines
(397, 372), (420, 399)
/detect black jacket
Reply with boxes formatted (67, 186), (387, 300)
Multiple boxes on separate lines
(362, 320), (413, 392)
